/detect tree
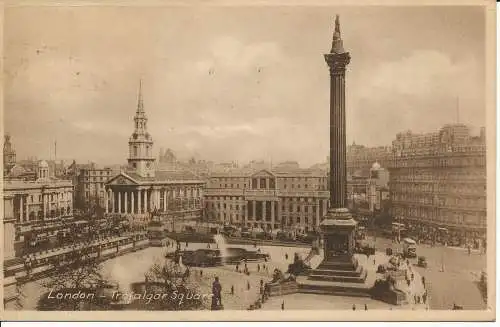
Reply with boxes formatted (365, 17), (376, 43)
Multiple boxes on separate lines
(37, 246), (114, 310)
(127, 259), (207, 310)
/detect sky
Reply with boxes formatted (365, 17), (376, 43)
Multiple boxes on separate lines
(4, 5), (486, 167)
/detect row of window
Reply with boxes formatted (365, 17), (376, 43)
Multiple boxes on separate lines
(217, 212), (319, 226)
(22, 192), (72, 204)
(390, 183), (486, 195)
(392, 195), (486, 209)
(208, 196), (326, 203)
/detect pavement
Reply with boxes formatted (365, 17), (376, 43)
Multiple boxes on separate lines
(8, 238), (486, 311)
(368, 235), (487, 310)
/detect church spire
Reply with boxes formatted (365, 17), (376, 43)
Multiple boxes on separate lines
(330, 15), (345, 54)
(137, 79), (144, 113)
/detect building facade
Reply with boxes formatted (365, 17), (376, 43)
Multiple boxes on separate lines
(388, 124), (486, 240)
(204, 168), (329, 232)
(347, 162), (390, 223)
(75, 164), (118, 210)
(3, 160), (73, 259)
(105, 82), (205, 229)
(347, 143), (392, 176)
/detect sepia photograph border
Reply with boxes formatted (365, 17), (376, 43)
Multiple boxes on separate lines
(0, 0), (496, 322)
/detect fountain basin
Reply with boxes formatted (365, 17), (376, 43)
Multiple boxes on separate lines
(180, 247), (270, 267)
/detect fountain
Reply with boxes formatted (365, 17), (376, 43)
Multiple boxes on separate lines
(179, 234), (270, 267)
(213, 234), (228, 265)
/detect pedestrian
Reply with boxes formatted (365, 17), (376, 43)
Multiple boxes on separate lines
(260, 279), (264, 287)
(285, 253), (288, 260)
(247, 281), (250, 290)
(352, 304), (356, 311)
(421, 276), (426, 286)
(200, 270), (203, 277)
(423, 292), (427, 304)
(231, 285), (234, 295)
(257, 264), (260, 272)
(236, 264), (239, 272)
(281, 301), (285, 310)
(364, 304), (368, 311)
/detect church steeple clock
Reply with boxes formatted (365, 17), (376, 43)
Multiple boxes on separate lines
(127, 80), (156, 178)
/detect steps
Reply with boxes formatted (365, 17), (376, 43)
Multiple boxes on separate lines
(312, 265), (364, 277)
(308, 269), (368, 283)
(298, 279), (372, 298)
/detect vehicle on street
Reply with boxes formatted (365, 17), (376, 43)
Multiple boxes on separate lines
(417, 256), (428, 268)
(402, 237), (417, 258)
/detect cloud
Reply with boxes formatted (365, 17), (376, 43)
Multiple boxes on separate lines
(360, 50), (482, 99)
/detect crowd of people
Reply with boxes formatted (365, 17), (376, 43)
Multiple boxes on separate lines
(395, 223), (486, 252)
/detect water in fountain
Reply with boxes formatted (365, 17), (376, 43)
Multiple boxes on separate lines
(213, 234), (228, 265)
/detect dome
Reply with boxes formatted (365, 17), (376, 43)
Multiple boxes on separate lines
(39, 160), (49, 168)
(371, 162), (381, 170)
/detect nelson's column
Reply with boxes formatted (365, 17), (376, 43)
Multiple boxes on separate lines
(307, 16), (367, 285)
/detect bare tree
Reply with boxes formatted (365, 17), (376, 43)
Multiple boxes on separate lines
(37, 247), (112, 310)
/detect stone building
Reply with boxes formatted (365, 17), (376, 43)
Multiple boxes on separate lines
(75, 163), (119, 210)
(105, 82), (205, 229)
(3, 160), (73, 259)
(204, 168), (329, 232)
(346, 142), (392, 176)
(347, 162), (390, 223)
(388, 124), (486, 241)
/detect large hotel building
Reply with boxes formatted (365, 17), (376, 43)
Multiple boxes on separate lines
(203, 168), (329, 232)
(387, 124), (486, 237)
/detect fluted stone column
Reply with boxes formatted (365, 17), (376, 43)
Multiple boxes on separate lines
(138, 190), (142, 214)
(320, 15), (358, 261)
(124, 192), (128, 213)
(118, 191), (122, 214)
(131, 191), (135, 214)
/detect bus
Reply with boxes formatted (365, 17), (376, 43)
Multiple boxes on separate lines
(392, 222), (407, 241)
(402, 238), (417, 258)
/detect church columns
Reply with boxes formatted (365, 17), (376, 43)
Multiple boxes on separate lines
(138, 189), (142, 214)
(262, 201), (266, 224)
(144, 190), (148, 213)
(118, 191), (122, 214)
(131, 191), (135, 214)
(105, 189), (109, 213)
(124, 192), (128, 213)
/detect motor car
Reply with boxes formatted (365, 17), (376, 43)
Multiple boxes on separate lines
(417, 256), (428, 268)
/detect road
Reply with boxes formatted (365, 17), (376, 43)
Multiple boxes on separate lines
(368, 236), (487, 310)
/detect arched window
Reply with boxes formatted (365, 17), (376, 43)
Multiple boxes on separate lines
(133, 146), (138, 157)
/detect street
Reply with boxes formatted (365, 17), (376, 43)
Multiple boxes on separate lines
(368, 236), (487, 310)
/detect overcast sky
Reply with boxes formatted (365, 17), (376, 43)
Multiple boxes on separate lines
(4, 5), (486, 167)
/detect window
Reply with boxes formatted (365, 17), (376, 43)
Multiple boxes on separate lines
(260, 178), (266, 189)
